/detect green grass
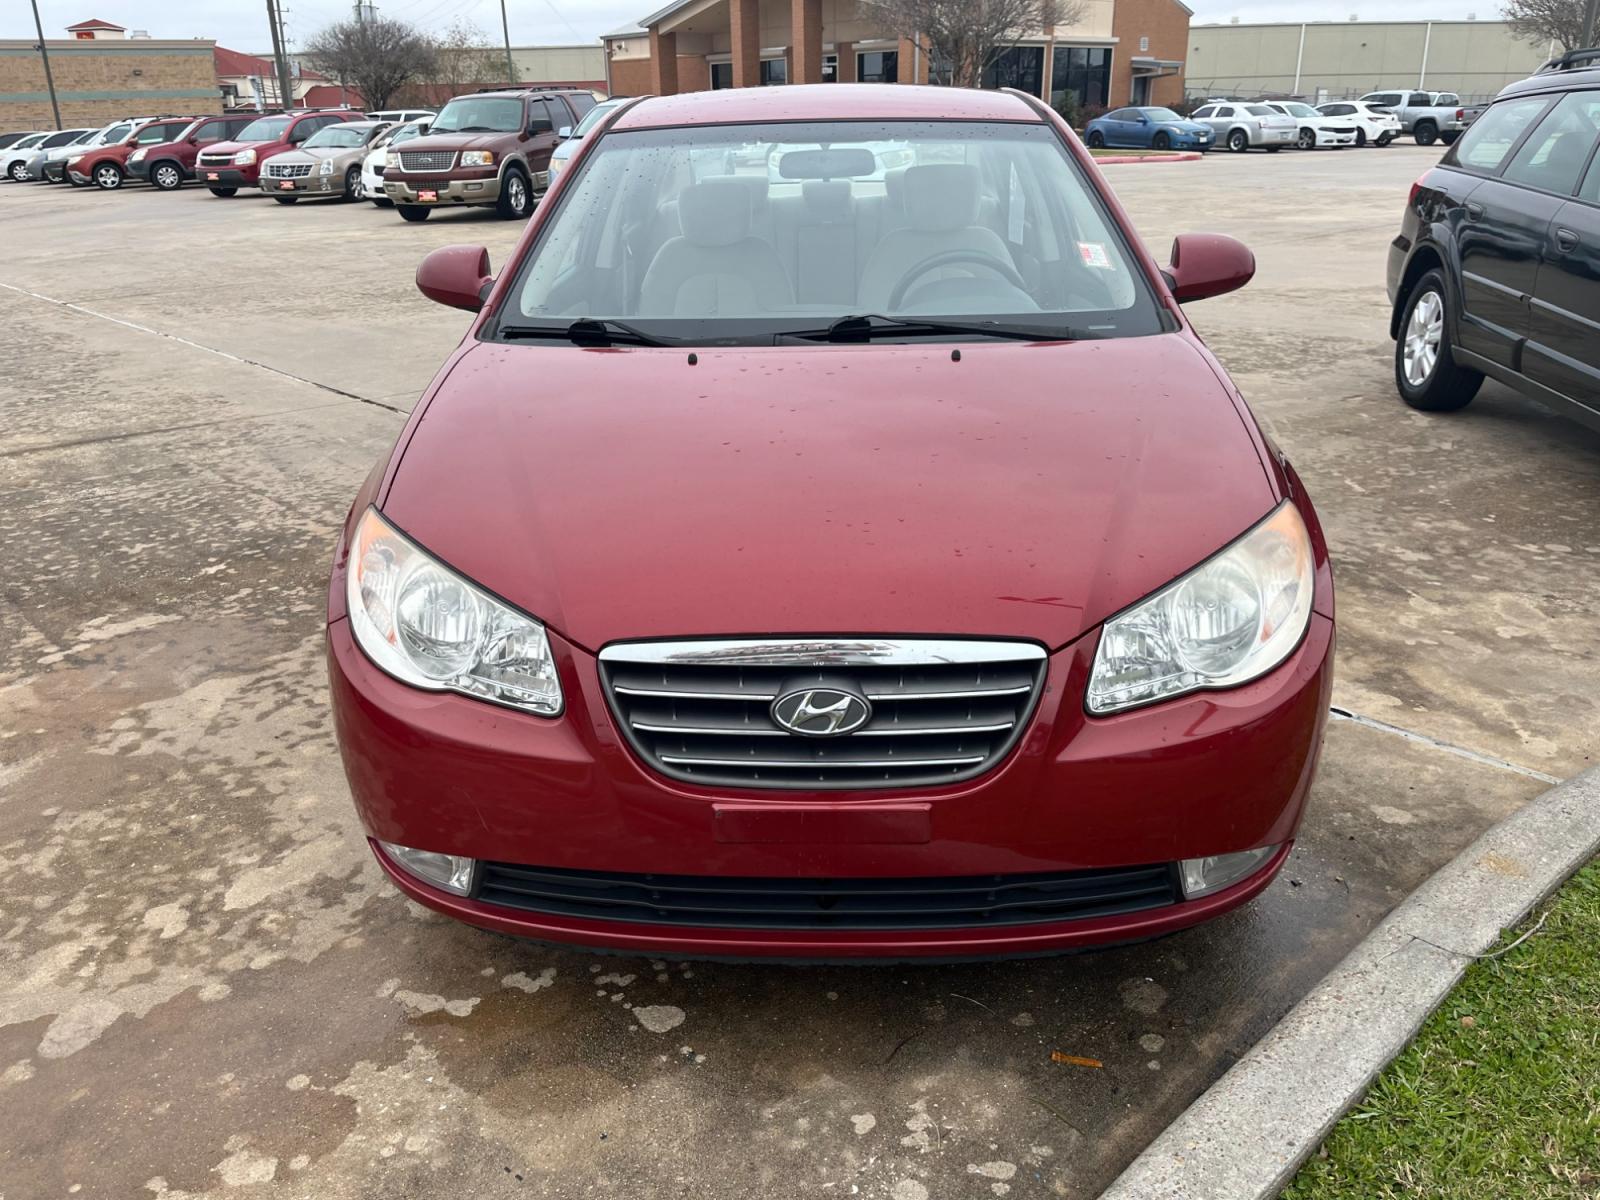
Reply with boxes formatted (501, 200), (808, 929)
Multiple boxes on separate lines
(1284, 860), (1600, 1200)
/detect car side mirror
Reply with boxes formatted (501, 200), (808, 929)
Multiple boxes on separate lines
(556, 125), (573, 141)
(416, 244), (493, 313)
(1164, 233), (1254, 303)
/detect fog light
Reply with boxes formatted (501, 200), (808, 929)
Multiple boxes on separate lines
(1180, 845), (1279, 899)
(380, 841), (476, 895)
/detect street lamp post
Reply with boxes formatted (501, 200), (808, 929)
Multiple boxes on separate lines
(29, 0), (62, 130)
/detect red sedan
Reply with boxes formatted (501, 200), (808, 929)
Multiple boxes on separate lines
(328, 84), (1334, 960)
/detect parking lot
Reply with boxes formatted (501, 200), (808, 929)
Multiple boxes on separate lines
(2, 144), (1597, 1199)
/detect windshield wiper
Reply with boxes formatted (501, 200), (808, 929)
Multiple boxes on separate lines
(499, 318), (677, 348)
(776, 313), (1092, 344)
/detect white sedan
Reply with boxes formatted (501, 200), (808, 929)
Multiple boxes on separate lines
(360, 116), (431, 205)
(1263, 101), (1357, 149)
(548, 96), (625, 187)
(1314, 101), (1402, 148)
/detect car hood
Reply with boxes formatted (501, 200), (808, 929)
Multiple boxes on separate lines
(397, 131), (507, 153)
(1164, 121), (1211, 134)
(381, 335), (1277, 651)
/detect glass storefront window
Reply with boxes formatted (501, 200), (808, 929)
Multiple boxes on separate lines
(981, 45), (1045, 95)
(1050, 46), (1111, 109)
(858, 50), (899, 83)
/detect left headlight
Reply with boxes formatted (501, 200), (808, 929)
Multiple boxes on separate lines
(129, 148), (147, 163)
(346, 507), (563, 716)
(234, 148), (257, 165)
(460, 149), (494, 167)
(320, 157), (335, 175)
(66, 154), (84, 165)
(1086, 501), (1315, 715)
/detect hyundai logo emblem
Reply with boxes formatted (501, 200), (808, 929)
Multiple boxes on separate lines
(771, 687), (872, 737)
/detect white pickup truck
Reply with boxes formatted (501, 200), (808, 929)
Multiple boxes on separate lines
(1356, 90), (1466, 145)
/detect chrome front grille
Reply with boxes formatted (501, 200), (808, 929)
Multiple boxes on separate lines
(398, 149), (455, 172)
(599, 639), (1046, 790)
(265, 161), (312, 178)
(197, 152), (233, 167)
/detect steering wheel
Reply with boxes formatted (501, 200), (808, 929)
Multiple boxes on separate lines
(886, 249), (1028, 311)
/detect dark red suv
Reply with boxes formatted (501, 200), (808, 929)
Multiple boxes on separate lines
(128, 112), (260, 190)
(195, 109), (357, 196)
(329, 85), (1334, 960)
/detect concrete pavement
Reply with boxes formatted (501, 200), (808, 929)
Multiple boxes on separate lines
(1, 147), (1594, 1198)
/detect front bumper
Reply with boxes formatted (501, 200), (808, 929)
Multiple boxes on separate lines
(328, 573), (1334, 959)
(260, 171), (344, 197)
(383, 171), (502, 206)
(1314, 130), (1357, 147)
(198, 166), (254, 187)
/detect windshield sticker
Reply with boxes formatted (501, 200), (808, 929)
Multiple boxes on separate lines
(1078, 242), (1113, 270)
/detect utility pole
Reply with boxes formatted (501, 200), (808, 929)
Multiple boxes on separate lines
(28, 0), (62, 130)
(265, 0), (295, 109)
(496, 0), (515, 84)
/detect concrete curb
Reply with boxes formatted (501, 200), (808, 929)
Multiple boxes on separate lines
(1092, 151), (1205, 165)
(1101, 763), (1600, 1200)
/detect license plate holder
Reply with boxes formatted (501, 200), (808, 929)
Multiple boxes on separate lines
(205, 172), (219, 181)
(278, 179), (295, 190)
(417, 188), (438, 203)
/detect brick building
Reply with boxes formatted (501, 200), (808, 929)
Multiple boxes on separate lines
(602, 0), (1190, 110)
(1, 24), (217, 129)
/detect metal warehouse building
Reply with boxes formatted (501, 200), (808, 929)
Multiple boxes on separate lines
(1186, 19), (1557, 102)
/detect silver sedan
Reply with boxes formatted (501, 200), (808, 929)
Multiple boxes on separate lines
(1188, 102), (1297, 153)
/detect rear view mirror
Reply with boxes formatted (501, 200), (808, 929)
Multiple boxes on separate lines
(777, 147), (877, 179)
(556, 125), (573, 141)
(416, 245), (494, 313)
(1165, 233), (1255, 303)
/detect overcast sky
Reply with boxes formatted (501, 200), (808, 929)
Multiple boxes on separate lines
(5, 0), (1498, 50)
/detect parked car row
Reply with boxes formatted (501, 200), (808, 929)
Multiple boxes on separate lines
(3, 86), (606, 225)
(1084, 98), (1411, 153)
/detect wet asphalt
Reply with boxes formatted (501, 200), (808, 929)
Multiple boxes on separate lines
(1, 145), (1596, 1199)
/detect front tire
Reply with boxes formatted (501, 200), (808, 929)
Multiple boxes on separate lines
(1152, 131), (1171, 150)
(496, 166), (531, 219)
(1086, 130), (1105, 148)
(397, 204), (430, 222)
(1228, 129), (1249, 153)
(371, 195), (393, 208)
(1355, 128), (1368, 148)
(150, 160), (184, 190)
(208, 186), (237, 197)
(1413, 121), (1438, 146)
(1395, 269), (1483, 412)
(273, 195), (298, 204)
(1298, 127), (1316, 150)
(93, 162), (123, 190)
(7, 161), (27, 182)
(1377, 133), (1394, 147)
(1440, 130), (1459, 145)
(344, 165), (361, 200)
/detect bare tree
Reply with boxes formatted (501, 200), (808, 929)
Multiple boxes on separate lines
(301, 16), (438, 111)
(859, 0), (1084, 88)
(1503, 0), (1600, 53)
(431, 19), (509, 95)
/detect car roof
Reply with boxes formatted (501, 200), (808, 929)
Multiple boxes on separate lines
(1498, 62), (1600, 100)
(611, 83), (1041, 130)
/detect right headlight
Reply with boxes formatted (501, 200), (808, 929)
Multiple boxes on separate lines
(234, 147), (257, 165)
(1086, 501), (1314, 715)
(346, 507), (562, 716)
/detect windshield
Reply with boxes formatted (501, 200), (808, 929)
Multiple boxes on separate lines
(388, 121), (429, 146)
(236, 116), (291, 142)
(498, 119), (1163, 344)
(432, 97), (523, 134)
(1144, 108), (1183, 121)
(94, 123), (133, 146)
(573, 101), (620, 138)
(1246, 105), (1276, 117)
(14, 133), (46, 149)
(305, 124), (371, 149)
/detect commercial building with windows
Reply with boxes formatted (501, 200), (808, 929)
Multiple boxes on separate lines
(602, 0), (1191, 110)
(1186, 19), (1556, 103)
(0, 22), (216, 129)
